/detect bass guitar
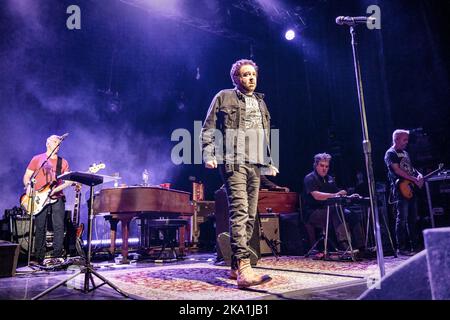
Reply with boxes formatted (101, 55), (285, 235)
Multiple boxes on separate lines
(396, 163), (444, 199)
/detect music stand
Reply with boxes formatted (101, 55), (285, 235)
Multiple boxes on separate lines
(32, 171), (129, 300)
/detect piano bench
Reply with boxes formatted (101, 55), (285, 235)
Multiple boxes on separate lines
(141, 219), (189, 261)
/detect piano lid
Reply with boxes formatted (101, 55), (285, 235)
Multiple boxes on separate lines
(93, 186), (193, 215)
(100, 185), (191, 195)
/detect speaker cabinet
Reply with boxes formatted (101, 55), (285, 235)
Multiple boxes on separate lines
(359, 250), (432, 299)
(424, 227), (450, 299)
(279, 212), (308, 256)
(258, 213), (280, 255)
(0, 241), (20, 277)
(360, 227), (450, 300)
(10, 211), (72, 256)
(426, 178), (450, 228)
(11, 216), (35, 254)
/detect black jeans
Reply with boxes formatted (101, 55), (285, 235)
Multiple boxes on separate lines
(395, 196), (418, 251)
(34, 198), (66, 260)
(221, 164), (261, 269)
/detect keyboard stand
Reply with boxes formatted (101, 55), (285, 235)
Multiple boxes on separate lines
(324, 203), (357, 262)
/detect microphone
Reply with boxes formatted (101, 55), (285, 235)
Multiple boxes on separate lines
(59, 133), (69, 141)
(335, 16), (376, 26)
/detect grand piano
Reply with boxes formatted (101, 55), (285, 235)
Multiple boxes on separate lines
(93, 186), (194, 263)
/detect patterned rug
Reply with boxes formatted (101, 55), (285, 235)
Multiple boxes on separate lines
(100, 256), (409, 300)
(255, 255), (409, 278)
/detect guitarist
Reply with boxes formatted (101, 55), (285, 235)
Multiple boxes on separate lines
(384, 129), (423, 256)
(22, 135), (71, 265)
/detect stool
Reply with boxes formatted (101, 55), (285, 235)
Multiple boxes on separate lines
(140, 218), (188, 261)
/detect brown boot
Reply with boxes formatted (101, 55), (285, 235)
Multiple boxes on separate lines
(237, 258), (272, 288)
(229, 268), (238, 280)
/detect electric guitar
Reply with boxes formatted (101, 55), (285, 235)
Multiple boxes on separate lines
(20, 180), (69, 216)
(396, 163), (444, 199)
(20, 162), (106, 216)
(72, 183), (85, 250)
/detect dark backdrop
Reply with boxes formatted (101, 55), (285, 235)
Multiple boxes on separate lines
(0, 0), (449, 218)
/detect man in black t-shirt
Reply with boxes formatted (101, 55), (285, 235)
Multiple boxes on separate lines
(384, 129), (423, 256)
(303, 153), (365, 253)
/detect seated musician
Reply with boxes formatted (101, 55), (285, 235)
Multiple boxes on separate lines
(303, 153), (365, 254)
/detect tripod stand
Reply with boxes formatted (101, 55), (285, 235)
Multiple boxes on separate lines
(32, 171), (129, 300)
(364, 205), (397, 257)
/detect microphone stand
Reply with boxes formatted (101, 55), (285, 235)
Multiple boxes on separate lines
(26, 137), (66, 268)
(347, 25), (385, 277)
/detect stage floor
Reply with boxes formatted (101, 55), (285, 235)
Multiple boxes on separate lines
(0, 252), (409, 300)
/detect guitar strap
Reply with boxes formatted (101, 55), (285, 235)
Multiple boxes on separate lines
(55, 156), (66, 202)
(56, 156), (62, 177)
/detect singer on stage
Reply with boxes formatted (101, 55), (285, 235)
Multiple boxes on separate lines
(201, 59), (276, 288)
(23, 134), (71, 265)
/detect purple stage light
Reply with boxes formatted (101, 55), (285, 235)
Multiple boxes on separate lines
(145, 0), (180, 15)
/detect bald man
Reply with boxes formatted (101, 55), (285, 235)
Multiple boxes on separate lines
(23, 135), (72, 265)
